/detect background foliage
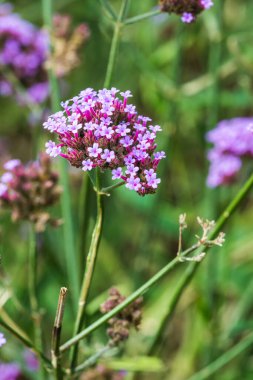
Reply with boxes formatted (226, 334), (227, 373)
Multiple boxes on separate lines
(1, 0), (253, 379)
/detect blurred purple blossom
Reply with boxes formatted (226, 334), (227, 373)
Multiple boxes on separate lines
(44, 88), (165, 196)
(0, 363), (21, 380)
(0, 332), (6, 347)
(206, 118), (253, 187)
(24, 350), (39, 372)
(0, 3), (48, 104)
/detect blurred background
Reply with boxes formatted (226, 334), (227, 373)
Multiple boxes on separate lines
(0, 0), (253, 379)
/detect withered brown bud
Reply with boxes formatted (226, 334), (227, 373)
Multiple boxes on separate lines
(160, 0), (205, 15)
(100, 288), (143, 346)
(45, 14), (90, 78)
(0, 153), (62, 232)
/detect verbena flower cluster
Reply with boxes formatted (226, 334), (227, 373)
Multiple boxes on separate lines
(206, 118), (253, 188)
(0, 3), (48, 104)
(0, 153), (61, 231)
(159, 0), (213, 23)
(44, 88), (165, 195)
(100, 288), (142, 346)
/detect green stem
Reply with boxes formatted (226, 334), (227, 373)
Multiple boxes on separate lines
(99, 0), (117, 20)
(28, 225), (45, 380)
(60, 173), (253, 353)
(0, 312), (51, 366)
(42, 0), (79, 308)
(60, 244), (197, 353)
(70, 170), (104, 371)
(73, 346), (110, 375)
(187, 333), (253, 380)
(100, 180), (125, 194)
(124, 9), (161, 25)
(103, 0), (130, 88)
(150, 173), (253, 353)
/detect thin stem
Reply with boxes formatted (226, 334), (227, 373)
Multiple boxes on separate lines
(51, 287), (68, 380)
(187, 333), (253, 380)
(150, 173), (253, 353)
(124, 9), (161, 25)
(0, 311), (51, 366)
(60, 173), (253, 353)
(73, 346), (110, 375)
(103, 0), (130, 88)
(70, 169), (104, 371)
(100, 180), (125, 194)
(60, 244), (197, 353)
(42, 0), (79, 308)
(28, 225), (45, 379)
(99, 0), (117, 20)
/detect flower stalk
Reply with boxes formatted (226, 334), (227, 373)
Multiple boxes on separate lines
(51, 287), (68, 380)
(104, 0), (130, 88)
(28, 225), (46, 380)
(42, 0), (79, 308)
(70, 169), (104, 371)
(60, 173), (253, 353)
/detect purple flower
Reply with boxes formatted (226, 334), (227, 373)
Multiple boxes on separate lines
(45, 141), (62, 157)
(0, 5), (49, 104)
(101, 149), (115, 163)
(1, 172), (13, 183)
(24, 350), (39, 371)
(200, 0), (213, 9)
(3, 159), (21, 170)
(43, 88), (165, 195)
(206, 117), (253, 187)
(0, 183), (8, 196)
(82, 159), (93, 171)
(181, 12), (195, 23)
(0, 332), (6, 347)
(125, 164), (139, 176)
(88, 143), (103, 158)
(126, 176), (141, 191)
(112, 167), (123, 180)
(0, 363), (21, 380)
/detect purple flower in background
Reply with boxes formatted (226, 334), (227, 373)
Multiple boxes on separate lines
(200, 0), (213, 9)
(24, 350), (39, 371)
(159, 0), (214, 22)
(181, 12), (195, 23)
(206, 117), (253, 187)
(0, 3), (49, 104)
(0, 153), (61, 231)
(44, 88), (165, 196)
(0, 363), (21, 380)
(0, 332), (6, 347)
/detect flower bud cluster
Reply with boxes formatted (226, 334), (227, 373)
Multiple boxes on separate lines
(44, 88), (165, 196)
(0, 3), (48, 104)
(100, 288), (143, 346)
(0, 153), (61, 231)
(206, 118), (253, 188)
(159, 0), (213, 23)
(45, 14), (90, 78)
